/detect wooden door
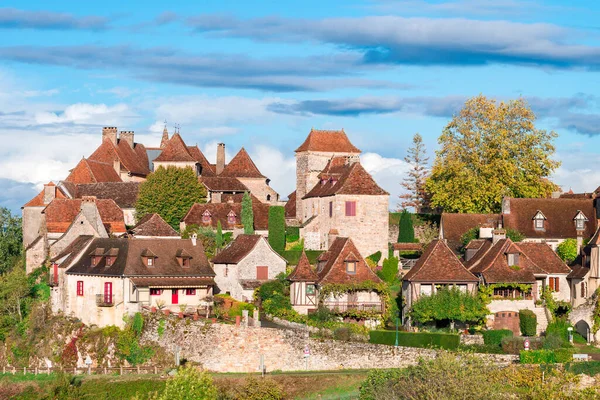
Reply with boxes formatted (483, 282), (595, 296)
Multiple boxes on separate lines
(172, 289), (179, 305)
(104, 282), (112, 304)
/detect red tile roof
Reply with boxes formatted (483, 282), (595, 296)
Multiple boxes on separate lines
(316, 237), (382, 285)
(89, 139), (150, 177)
(288, 251), (319, 282)
(43, 198), (126, 234)
(295, 129), (361, 153)
(182, 195), (270, 231)
(392, 243), (424, 252)
(153, 133), (196, 162)
(70, 182), (140, 208)
(188, 146), (216, 176)
(403, 240), (478, 283)
(220, 148), (265, 178)
(517, 242), (572, 274)
(129, 277), (215, 288)
(303, 161), (387, 199)
(65, 158), (122, 184)
(200, 176), (248, 192)
(23, 183), (68, 207)
(285, 191), (297, 219)
(211, 234), (262, 264)
(440, 213), (502, 249)
(130, 214), (179, 237)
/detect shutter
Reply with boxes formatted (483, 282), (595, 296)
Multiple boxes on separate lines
(345, 201), (350, 216)
(256, 266), (269, 280)
(555, 278), (559, 292)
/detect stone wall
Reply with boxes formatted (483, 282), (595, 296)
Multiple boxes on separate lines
(141, 318), (517, 373)
(237, 177), (279, 204)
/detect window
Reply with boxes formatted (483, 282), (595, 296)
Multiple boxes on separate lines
(150, 288), (162, 296)
(534, 218), (544, 229)
(186, 288), (196, 295)
(582, 282), (587, 298)
(202, 210), (211, 224)
(306, 284), (316, 295)
(257, 266), (269, 280)
(549, 277), (560, 292)
(576, 219), (585, 230)
(91, 256), (101, 266)
(420, 284), (432, 296)
(147, 257), (154, 267)
(227, 211), (236, 225)
(329, 202), (333, 218)
(106, 256), (115, 266)
(345, 201), (356, 217)
(507, 253), (519, 266)
(182, 258), (190, 267)
(345, 261), (356, 274)
(76, 281), (84, 296)
(266, 194), (271, 201)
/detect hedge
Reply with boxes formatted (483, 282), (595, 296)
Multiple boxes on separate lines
(520, 349), (572, 364)
(268, 206), (286, 253)
(483, 329), (513, 347)
(282, 250), (324, 265)
(369, 330), (460, 350)
(519, 309), (537, 337)
(285, 226), (300, 243)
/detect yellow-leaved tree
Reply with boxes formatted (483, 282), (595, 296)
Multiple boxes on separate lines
(426, 95), (560, 213)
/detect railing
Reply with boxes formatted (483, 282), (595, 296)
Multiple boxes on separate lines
(400, 258), (418, 270)
(95, 294), (115, 307)
(323, 302), (384, 313)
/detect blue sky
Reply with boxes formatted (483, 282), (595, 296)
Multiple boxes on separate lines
(1, 0), (599, 213)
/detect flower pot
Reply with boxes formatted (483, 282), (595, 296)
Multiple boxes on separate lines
(151, 307), (157, 313)
(178, 312), (184, 319)
(164, 310), (170, 316)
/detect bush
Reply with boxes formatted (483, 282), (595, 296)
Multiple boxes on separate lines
(309, 306), (335, 323)
(501, 336), (543, 354)
(366, 251), (382, 267)
(285, 226), (300, 243)
(369, 330), (460, 350)
(159, 364), (218, 400)
(557, 239), (578, 264)
(228, 301), (255, 318)
(519, 309), (537, 336)
(359, 369), (403, 400)
(482, 329), (513, 347)
(377, 256), (399, 284)
(398, 210), (415, 243)
(519, 349), (573, 364)
(229, 376), (285, 400)
(334, 327), (351, 341)
(545, 318), (571, 345)
(268, 206), (286, 254)
(281, 250), (323, 265)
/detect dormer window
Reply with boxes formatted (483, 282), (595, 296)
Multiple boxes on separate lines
(507, 253), (519, 266)
(182, 258), (190, 267)
(91, 256), (102, 266)
(532, 210), (546, 231)
(227, 211), (236, 225)
(176, 249), (192, 268)
(106, 256), (115, 266)
(104, 248), (119, 267)
(321, 179), (327, 186)
(89, 248), (105, 266)
(147, 257), (154, 267)
(574, 210), (588, 231)
(317, 260), (327, 273)
(141, 249), (157, 267)
(202, 210), (212, 224)
(345, 260), (357, 274)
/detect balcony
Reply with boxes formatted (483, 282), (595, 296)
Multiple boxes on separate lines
(323, 302), (384, 313)
(96, 294), (115, 307)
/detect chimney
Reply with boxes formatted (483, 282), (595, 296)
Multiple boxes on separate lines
(119, 131), (134, 148)
(191, 233), (197, 246)
(501, 197), (510, 214)
(161, 127), (169, 148)
(102, 127), (118, 145)
(492, 226), (506, 245)
(216, 143), (225, 175)
(113, 159), (121, 176)
(43, 183), (56, 205)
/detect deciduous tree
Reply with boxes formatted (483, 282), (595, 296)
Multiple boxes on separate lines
(410, 287), (489, 328)
(556, 239), (578, 264)
(0, 207), (23, 275)
(426, 95), (560, 213)
(216, 221), (223, 251)
(399, 133), (430, 212)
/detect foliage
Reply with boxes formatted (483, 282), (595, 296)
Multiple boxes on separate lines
(369, 330), (460, 350)
(280, 250), (324, 265)
(377, 257), (399, 284)
(410, 287), (489, 326)
(159, 364), (218, 400)
(483, 329), (513, 347)
(502, 336), (544, 354)
(0, 207), (23, 275)
(520, 349), (572, 364)
(216, 221), (223, 251)
(334, 327), (351, 341)
(157, 319), (166, 338)
(519, 309), (537, 336)
(593, 288), (600, 333)
(426, 95), (560, 213)
(132, 312), (144, 336)
(366, 251), (382, 267)
(398, 210), (415, 243)
(268, 206), (286, 254)
(556, 239), (578, 264)
(320, 281), (391, 322)
(285, 226), (300, 243)
(398, 133), (430, 213)
(135, 166), (207, 229)
(545, 319), (573, 348)
(116, 313), (154, 366)
(227, 301), (255, 318)
(228, 376), (285, 400)
(359, 369), (403, 400)
(241, 191), (254, 235)
(418, 221), (439, 246)
(0, 266), (31, 325)
(181, 225), (217, 258)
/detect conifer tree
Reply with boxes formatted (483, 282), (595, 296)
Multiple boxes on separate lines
(216, 221), (223, 251)
(399, 133), (430, 212)
(398, 210), (415, 243)
(268, 206), (285, 253)
(241, 192), (254, 234)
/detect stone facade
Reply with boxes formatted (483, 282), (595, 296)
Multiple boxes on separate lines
(237, 177), (279, 204)
(22, 206), (45, 248)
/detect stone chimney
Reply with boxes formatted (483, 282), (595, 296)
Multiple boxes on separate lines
(161, 127), (169, 148)
(102, 127), (118, 145)
(216, 143), (225, 175)
(191, 233), (197, 246)
(501, 197), (510, 214)
(492, 225), (506, 245)
(80, 196), (98, 225)
(43, 183), (56, 205)
(119, 131), (134, 148)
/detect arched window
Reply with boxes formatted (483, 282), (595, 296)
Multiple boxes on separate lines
(266, 194), (271, 201)
(202, 210), (211, 224)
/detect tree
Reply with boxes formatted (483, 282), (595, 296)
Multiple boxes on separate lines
(0, 207), (23, 275)
(399, 133), (430, 212)
(0, 267), (30, 323)
(377, 257), (399, 284)
(159, 364), (218, 400)
(397, 210), (415, 243)
(268, 206), (285, 254)
(241, 192), (254, 235)
(135, 166), (206, 229)
(426, 95), (560, 213)
(418, 221), (439, 246)
(556, 239), (578, 264)
(216, 221), (223, 251)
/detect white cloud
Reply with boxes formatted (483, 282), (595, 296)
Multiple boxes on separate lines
(361, 152), (411, 210)
(249, 145), (297, 199)
(34, 102), (132, 125)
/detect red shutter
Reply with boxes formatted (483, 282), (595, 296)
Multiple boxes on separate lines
(345, 201), (356, 217)
(77, 281), (84, 296)
(256, 266), (269, 280)
(104, 282), (112, 304)
(53, 263), (58, 285)
(555, 278), (559, 292)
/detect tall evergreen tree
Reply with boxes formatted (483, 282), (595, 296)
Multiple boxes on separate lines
(216, 221), (223, 251)
(398, 210), (415, 243)
(268, 206), (286, 253)
(241, 192), (254, 235)
(399, 133), (430, 212)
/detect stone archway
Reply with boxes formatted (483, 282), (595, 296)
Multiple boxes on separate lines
(575, 320), (591, 344)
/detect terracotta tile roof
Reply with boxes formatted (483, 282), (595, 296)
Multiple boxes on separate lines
(239, 280), (264, 290)
(130, 214), (179, 237)
(220, 148), (265, 178)
(65, 159), (122, 184)
(403, 240), (478, 283)
(288, 251), (319, 282)
(295, 129), (361, 153)
(130, 277), (215, 287)
(43, 198), (126, 234)
(200, 176), (248, 192)
(70, 182), (140, 208)
(67, 237), (214, 278)
(285, 191), (297, 219)
(153, 133), (196, 162)
(440, 213), (502, 250)
(303, 162), (388, 199)
(182, 195), (269, 230)
(23, 182), (68, 207)
(517, 242), (572, 275)
(50, 235), (95, 266)
(188, 146), (216, 176)
(567, 265), (589, 279)
(211, 234), (262, 264)
(503, 198), (597, 240)
(89, 139), (150, 177)
(316, 237), (382, 285)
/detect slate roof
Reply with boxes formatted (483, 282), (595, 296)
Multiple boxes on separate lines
(65, 159), (122, 184)
(295, 129), (361, 153)
(182, 195), (270, 230)
(288, 251), (319, 282)
(43, 198), (126, 234)
(130, 214), (179, 237)
(316, 237), (382, 285)
(284, 191), (297, 219)
(66, 237), (214, 278)
(69, 182), (140, 208)
(403, 240), (478, 283)
(200, 176), (248, 192)
(89, 138), (150, 177)
(211, 234), (262, 264)
(23, 182), (68, 207)
(303, 162), (388, 199)
(503, 198), (597, 240)
(440, 213), (502, 250)
(50, 235), (95, 267)
(219, 148), (265, 178)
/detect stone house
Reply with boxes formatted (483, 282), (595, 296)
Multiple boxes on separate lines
(128, 213), (179, 239)
(22, 182), (68, 248)
(288, 251), (320, 315)
(52, 236), (215, 328)
(289, 237), (384, 316)
(211, 235), (287, 302)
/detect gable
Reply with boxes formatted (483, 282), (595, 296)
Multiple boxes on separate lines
(318, 237), (382, 285)
(403, 240), (478, 283)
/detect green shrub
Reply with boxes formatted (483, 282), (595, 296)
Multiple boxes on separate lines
(158, 364), (218, 400)
(557, 239), (578, 264)
(268, 206), (286, 254)
(366, 251), (382, 265)
(501, 336), (543, 354)
(565, 361), (600, 376)
(281, 250), (323, 265)
(228, 301), (255, 317)
(309, 306), (335, 323)
(545, 318), (571, 345)
(519, 349), (573, 364)
(377, 257), (399, 284)
(132, 312), (144, 337)
(398, 210), (415, 243)
(369, 330), (460, 350)
(482, 329), (513, 347)
(229, 376), (285, 400)
(519, 309), (537, 336)
(334, 327), (351, 341)
(359, 369), (403, 400)
(285, 226), (300, 243)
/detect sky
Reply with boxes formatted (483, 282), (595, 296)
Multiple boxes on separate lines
(1, 0), (600, 213)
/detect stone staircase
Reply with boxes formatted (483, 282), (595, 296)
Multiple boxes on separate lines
(533, 306), (549, 336)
